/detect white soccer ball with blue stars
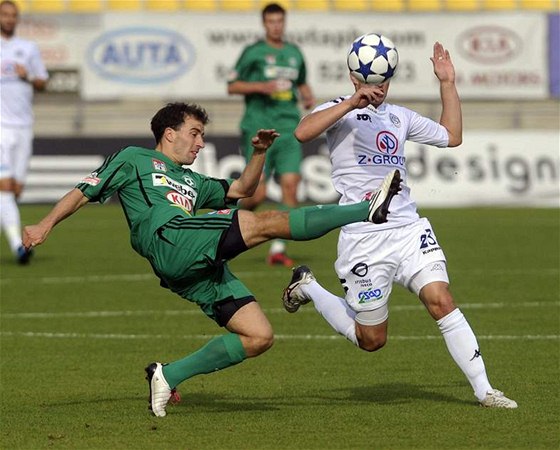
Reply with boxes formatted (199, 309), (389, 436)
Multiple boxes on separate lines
(347, 33), (399, 85)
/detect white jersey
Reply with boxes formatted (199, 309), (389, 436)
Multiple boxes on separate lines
(314, 96), (449, 232)
(0, 36), (48, 127)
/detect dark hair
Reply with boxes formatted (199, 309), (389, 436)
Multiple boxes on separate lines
(1, 1), (18, 10)
(150, 102), (209, 145)
(262, 3), (285, 20)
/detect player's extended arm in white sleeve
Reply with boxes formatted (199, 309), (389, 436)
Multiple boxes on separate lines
(431, 42), (462, 147)
(22, 188), (90, 249)
(295, 79), (384, 142)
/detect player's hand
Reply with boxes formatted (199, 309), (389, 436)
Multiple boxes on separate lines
(260, 80), (281, 95)
(301, 95), (315, 110)
(22, 224), (49, 250)
(251, 129), (280, 153)
(15, 63), (28, 81)
(348, 75), (386, 108)
(430, 41), (455, 84)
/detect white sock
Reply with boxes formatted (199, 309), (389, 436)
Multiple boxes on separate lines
(269, 239), (286, 255)
(0, 191), (23, 253)
(437, 308), (492, 400)
(301, 280), (358, 346)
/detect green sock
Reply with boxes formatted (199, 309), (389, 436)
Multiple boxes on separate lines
(162, 333), (246, 389)
(289, 202), (368, 241)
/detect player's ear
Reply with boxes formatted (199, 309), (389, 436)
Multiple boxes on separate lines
(163, 127), (176, 143)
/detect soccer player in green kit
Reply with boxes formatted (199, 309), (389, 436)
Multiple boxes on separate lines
(22, 102), (401, 417)
(228, 2), (315, 267)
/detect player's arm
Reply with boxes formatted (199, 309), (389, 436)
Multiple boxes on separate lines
(227, 129), (279, 199)
(431, 42), (462, 147)
(295, 78), (384, 142)
(15, 63), (47, 91)
(298, 83), (315, 110)
(227, 79), (278, 96)
(22, 189), (89, 249)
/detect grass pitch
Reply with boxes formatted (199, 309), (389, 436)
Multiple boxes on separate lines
(1, 205), (558, 449)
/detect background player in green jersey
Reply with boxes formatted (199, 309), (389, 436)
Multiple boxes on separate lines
(22, 102), (401, 417)
(228, 2), (315, 267)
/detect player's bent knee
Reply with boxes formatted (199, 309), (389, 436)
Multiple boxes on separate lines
(246, 333), (274, 356)
(357, 336), (386, 352)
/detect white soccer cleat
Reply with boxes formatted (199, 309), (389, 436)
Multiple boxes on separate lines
(282, 265), (315, 313)
(145, 362), (173, 417)
(365, 169), (402, 224)
(479, 389), (518, 409)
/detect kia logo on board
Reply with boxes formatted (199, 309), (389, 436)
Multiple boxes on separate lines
(457, 26), (522, 64)
(87, 27), (195, 83)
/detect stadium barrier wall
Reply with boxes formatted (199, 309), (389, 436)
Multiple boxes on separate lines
(18, 11), (552, 99)
(23, 131), (559, 207)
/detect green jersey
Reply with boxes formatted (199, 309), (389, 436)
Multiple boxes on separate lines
(229, 40), (308, 132)
(76, 146), (235, 257)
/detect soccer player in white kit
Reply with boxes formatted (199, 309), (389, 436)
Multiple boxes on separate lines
(0, 0), (48, 264)
(283, 41), (517, 408)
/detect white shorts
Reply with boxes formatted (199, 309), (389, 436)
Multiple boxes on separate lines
(335, 217), (449, 319)
(0, 126), (33, 182)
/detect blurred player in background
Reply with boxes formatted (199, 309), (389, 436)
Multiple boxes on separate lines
(228, 2), (315, 267)
(283, 41), (517, 408)
(22, 102), (400, 417)
(0, 0), (48, 264)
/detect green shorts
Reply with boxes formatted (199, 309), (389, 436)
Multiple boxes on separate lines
(146, 209), (254, 323)
(242, 128), (302, 179)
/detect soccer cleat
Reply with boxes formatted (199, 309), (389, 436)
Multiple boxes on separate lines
(16, 245), (33, 265)
(145, 362), (174, 417)
(365, 169), (402, 224)
(267, 252), (294, 268)
(282, 265), (315, 313)
(479, 389), (518, 409)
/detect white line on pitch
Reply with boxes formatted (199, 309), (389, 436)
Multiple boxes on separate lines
(0, 331), (558, 341)
(2, 301), (559, 319)
(1, 267), (558, 285)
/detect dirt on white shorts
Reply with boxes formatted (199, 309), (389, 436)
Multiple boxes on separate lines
(0, 126), (33, 182)
(335, 217), (449, 323)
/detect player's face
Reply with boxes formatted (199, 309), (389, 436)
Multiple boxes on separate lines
(0, 3), (19, 37)
(351, 74), (391, 107)
(168, 116), (205, 166)
(263, 12), (285, 44)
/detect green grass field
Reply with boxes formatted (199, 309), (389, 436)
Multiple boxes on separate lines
(1, 205), (558, 450)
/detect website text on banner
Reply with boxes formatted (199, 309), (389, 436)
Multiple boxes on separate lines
(17, 12), (549, 100)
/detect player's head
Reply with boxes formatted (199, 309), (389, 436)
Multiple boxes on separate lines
(151, 102), (209, 146)
(0, 0), (19, 38)
(350, 74), (391, 108)
(262, 3), (285, 44)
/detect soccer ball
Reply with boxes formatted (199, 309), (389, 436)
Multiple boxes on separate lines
(347, 33), (399, 85)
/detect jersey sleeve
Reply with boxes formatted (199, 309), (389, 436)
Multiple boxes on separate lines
(75, 149), (133, 204)
(311, 97), (348, 130)
(406, 109), (449, 148)
(29, 42), (49, 81)
(196, 175), (236, 210)
(296, 47), (307, 86)
(228, 45), (254, 83)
